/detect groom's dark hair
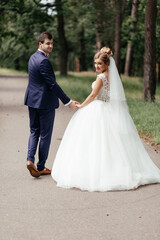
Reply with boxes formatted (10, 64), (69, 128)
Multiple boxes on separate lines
(38, 32), (53, 45)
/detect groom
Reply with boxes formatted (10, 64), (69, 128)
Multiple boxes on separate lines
(24, 32), (78, 178)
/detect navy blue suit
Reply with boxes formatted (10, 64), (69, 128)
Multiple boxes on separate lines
(24, 50), (70, 171)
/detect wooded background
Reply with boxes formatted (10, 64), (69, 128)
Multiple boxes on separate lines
(0, 0), (160, 100)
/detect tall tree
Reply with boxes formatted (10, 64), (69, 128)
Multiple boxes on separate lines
(114, 0), (126, 73)
(65, 0), (89, 71)
(91, 0), (115, 50)
(143, 0), (157, 101)
(156, 2), (160, 83)
(55, 0), (69, 76)
(124, 0), (139, 76)
(79, 25), (87, 71)
(93, 0), (106, 50)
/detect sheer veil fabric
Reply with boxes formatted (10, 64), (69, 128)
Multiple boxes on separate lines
(51, 57), (160, 192)
(109, 56), (126, 102)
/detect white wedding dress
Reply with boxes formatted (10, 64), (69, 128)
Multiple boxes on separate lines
(51, 58), (160, 192)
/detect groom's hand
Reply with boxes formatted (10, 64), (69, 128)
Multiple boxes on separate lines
(68, 100), (80, 110)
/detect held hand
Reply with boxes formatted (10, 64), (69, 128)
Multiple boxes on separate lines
(68, 100), (80, 110)
(76, 104), (82, 108)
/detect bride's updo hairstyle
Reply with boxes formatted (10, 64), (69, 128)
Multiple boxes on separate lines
(94, 47), (113, 66)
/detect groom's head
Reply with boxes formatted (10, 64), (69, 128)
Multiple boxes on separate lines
(38, 32), (53, 54)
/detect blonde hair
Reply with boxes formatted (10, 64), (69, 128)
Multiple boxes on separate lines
(94, 47), (113, 66)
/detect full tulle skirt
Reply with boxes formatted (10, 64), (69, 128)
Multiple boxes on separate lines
(51, 100), (160, 191)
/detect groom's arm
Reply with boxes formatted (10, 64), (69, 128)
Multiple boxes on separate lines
(40, 59), (70, 105)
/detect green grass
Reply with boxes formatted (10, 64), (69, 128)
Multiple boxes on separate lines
(56, 72), (160, 144)
(122, 76), (160, 144)
(56, 72), (94, 102)
(0, 68), (27, 75)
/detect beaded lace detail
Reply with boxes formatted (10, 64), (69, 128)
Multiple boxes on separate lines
(92, 73), (110, 102)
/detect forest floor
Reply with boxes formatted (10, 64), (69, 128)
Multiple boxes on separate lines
(0, 75), (160, 240)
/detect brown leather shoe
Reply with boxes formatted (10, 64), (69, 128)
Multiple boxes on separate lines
(27, 161), (40, 178)
(39, 167), (51, 176)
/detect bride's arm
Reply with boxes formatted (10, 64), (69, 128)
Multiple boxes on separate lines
(77, 77), (103, 108)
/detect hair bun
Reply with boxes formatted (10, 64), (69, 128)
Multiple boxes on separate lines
(100, 47), (113, 57)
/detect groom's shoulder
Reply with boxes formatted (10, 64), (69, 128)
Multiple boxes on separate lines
(31, 50), (45, 58)
(30, 50), (46, 62)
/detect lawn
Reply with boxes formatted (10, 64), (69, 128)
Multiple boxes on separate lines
(0, 68), (27, 75)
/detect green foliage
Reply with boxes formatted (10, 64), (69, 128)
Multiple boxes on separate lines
(0, 0), (160, 78)
(59, 0), (97, 70)
(0, 0), (117, 72)
(121, 0), (146, 76)
(0, 0), (54, 70)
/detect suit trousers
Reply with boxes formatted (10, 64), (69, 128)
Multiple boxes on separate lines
(27, 107), (55, 171)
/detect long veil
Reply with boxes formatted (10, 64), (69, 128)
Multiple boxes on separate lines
(108, 57), (130, 133)
(109, 56), (126, 102)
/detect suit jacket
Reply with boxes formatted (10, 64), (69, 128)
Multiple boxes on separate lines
(24, 50), (70, 109)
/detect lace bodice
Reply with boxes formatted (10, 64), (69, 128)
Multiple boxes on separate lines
(92, 73), (110, 102)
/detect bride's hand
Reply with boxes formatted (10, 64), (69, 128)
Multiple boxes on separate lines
(76, 104), (82, 108)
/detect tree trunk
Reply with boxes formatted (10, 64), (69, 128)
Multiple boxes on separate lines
(114, 0), (125, 73)
(143, 0), (157, 101)
(75, 56), (80, 72)
(15, 58), (20, 70)
(55, 0), (68, 76)
(158, 62), (160, 83)
(124, 0), (139, 76)
(93, 0), (106, 51)
(156, 62), (158, 82)
(96, 28), (102, 51)
(79, 26), (87, 71)
(114, 6), (121, 72)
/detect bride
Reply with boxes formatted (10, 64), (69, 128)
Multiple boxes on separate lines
(51, 47), (160, 192)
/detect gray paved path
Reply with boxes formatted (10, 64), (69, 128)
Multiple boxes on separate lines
(0, 76), (160, 240)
